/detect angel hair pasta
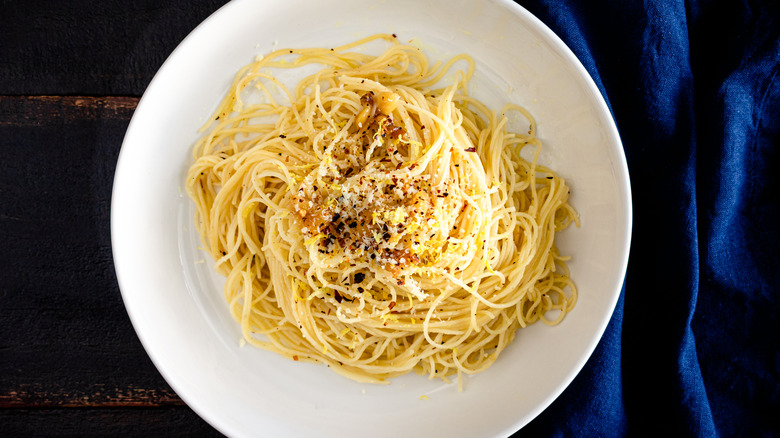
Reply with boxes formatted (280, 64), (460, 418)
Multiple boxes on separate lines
(186, 34), (578, 388)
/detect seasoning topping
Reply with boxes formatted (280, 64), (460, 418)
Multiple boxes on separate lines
(289, 92), (466, 281)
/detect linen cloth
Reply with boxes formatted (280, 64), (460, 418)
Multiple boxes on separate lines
(518, 1), (779, 436)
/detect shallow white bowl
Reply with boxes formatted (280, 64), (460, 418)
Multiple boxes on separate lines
(111, 0), (631, 436)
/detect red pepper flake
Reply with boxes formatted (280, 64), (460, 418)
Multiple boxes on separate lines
(388, 301), (396, 309)
(464, 147), (476, 152)
(293, 355), (299, 361)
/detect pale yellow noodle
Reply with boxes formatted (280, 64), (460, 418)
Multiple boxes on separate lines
(186, 34), (579, 386)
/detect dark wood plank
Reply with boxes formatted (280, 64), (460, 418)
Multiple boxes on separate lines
(0, 407), (224, 437)
(0, 0), (230, 96)
(0, 96), (138, 127)
(0, 96), (183, 410)
(1, 383), (182, 408)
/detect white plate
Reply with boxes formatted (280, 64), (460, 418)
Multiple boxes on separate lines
(111, 0), (631, 436)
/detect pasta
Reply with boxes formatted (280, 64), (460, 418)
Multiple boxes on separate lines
(186, 34), (578, 387)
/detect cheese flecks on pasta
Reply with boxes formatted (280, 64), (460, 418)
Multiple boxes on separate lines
(186, 34), (578, 387)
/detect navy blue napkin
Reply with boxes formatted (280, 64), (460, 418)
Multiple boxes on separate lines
(515, 1), (780, 436)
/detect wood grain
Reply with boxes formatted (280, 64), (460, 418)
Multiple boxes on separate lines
(0, 0), (230, 96)
(0, 96), (183, 409)
(0, 408), (224, 437)
(0, 96), (138, 127)
(0, 93), (222, 434)
(1, 384), (182, 408)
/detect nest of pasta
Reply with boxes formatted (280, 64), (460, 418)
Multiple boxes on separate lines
(187, 34), (578, 387)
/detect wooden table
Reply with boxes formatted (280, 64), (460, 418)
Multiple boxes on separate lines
(1, 2), (227, 435)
